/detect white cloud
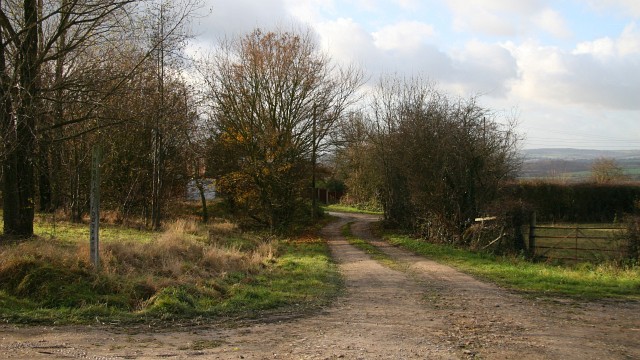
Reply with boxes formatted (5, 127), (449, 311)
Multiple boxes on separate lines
(195, 0), (293, 41)
(448, 3), (516, 36)
(316, 17), (378, 65)
(587, 0), (640, 17)
(574, 37), (616, 58)
(445, 0), (572, 39)
(533, 8), (572, 38)
(507, 27), (640, 111)
(315, 18), (516, 96)
(316, 18), (451, 78)
(618, 23), (640, 55)
(507, 41), (570, 103)
(446, 0), (540, 35)
(283, 0), (335, 24)
(372, 21), (435, 51)
(574, 22), (640, 58)
(449, 40), (518, 96)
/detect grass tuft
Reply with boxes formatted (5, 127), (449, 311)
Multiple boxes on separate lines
(0, 216), (341, 324)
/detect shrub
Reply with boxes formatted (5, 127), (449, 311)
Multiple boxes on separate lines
(465, 200), (532, 255)
(624, 215), (640, 263)
(505, 181), (640, 222)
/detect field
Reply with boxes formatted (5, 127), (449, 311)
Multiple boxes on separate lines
(528, 223), (628, 262)
(519, 148), (640, 181)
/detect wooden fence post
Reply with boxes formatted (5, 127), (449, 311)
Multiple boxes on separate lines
(89, 145), (102, 270)
(528, 211), (536, 259)
(575, 225), (579, 262)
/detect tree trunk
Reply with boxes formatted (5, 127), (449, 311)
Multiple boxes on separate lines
(70, 142), (83, 223)
(50, 4), (68, 211)
(4, 0), (40, 237)
(151, 129), (163, 230)
(38, 133), (52, 212)
(0, 9), (20, 236)
(195, 179), (209, 223)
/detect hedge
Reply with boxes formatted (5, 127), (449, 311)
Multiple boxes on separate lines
(502, 182), (640, 223)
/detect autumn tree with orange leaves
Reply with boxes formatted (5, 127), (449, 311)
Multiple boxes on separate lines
(204, 29), (361, 231)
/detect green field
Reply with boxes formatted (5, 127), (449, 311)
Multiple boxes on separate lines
(528, 223), (627, 262)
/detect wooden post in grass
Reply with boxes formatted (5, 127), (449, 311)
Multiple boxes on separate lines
(89, 145), (102, 269)
(528, 211), (536, 259)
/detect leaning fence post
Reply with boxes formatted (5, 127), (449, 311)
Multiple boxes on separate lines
(528, 211), (536, 258)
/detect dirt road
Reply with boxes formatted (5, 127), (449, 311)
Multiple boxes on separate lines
(1, 212), (638, 359)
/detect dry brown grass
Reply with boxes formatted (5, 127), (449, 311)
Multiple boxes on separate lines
(99, 219), (275, 280)
(1, 218), (276, 286)
(164, 219), (202, 235)
(0, 215), (341, 322)
(208, 219), (240, 244)
(209, 220), (238, 235)
(0, 239), (86, 272)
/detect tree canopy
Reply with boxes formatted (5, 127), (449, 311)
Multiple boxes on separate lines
(204, 29), (361, 231)
(335, 75), (521, 242)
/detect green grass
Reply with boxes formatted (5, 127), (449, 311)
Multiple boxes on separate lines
(215, 239), (343, 315)
(323, 204), (383, 215)
(341, 222), (399, 269)
(0, 216), (342, 325)
(34, 218), (158, 244)
(386, 234), (640, 300)
(138, 238), (342, 320)
(531, 223), (626, 262)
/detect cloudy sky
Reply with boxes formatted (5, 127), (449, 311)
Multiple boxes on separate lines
(189, 0), (640, 150)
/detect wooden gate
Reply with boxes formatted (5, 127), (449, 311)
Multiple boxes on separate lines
(528, 222), (626, 262)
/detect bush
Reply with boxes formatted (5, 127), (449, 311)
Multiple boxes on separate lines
(505, 181), (640, 222)
(624, 215), (640, 263)
(465, 200), (532, 255)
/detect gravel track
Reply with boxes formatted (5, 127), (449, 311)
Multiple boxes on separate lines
(1, 212), (638, 359)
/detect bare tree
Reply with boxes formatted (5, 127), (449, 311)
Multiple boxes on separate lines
(332, 112), (381, 209)
(204, 28), (362, 231)
(364, 75), (520, 241)
(0, 0), (140, 237)
(144, 0), (201, 229)
(591, 157), (627, 184)
(0, 0), (202, 236)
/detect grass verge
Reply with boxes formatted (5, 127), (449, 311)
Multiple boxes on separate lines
(0, 218), (342, 325)
(341, 222), (399, 269)
(323, 204), (383, 215)
(386, 233), (640, 300)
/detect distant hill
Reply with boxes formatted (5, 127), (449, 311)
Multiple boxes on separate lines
(522, 148), (640, 161)
(519, 148), (640, 181)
